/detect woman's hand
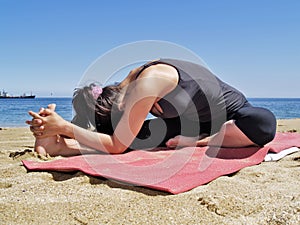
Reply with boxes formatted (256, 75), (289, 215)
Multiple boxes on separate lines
(26, 104), (67, 138)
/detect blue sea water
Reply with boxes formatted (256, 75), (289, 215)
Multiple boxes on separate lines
(0, 98), (73, 127)
(0, 97), (299, 127)
(248, 98), (300, 120)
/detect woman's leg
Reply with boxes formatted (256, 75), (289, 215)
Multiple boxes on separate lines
(129, 117), (182, 149)
(233, 107), (277, 146)
(166, 120), (256, 148)
(166, 107), (276, 148)
(195, 120), (257, 147)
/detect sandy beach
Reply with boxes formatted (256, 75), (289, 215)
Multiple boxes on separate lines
(0, 119), (300, 225)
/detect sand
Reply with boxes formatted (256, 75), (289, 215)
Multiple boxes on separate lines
(0, 119), (300, 225)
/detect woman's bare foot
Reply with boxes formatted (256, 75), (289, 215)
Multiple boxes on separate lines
(166, 134), (209, 148)
(34, 135), (62, 156)
(31, 104), (62, 156)
(35, 135), (100, 157)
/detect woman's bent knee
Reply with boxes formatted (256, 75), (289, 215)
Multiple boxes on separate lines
(234, 107), (277, 146)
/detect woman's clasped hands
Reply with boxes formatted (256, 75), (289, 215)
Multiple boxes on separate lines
(26, 104), (66, 139)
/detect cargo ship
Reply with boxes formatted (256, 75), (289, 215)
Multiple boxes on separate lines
(0, 90), (35, 99)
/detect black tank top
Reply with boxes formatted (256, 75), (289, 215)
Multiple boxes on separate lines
(138, 58), (248, 122)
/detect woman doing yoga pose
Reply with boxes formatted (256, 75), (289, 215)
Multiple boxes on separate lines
(27, 59), (276, 156)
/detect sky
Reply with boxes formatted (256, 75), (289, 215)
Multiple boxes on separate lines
(0, 0), (299, 98)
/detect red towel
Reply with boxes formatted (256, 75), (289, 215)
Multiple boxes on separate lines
(22, 132), (300, 194)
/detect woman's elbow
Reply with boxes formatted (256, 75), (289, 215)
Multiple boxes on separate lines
(106, 143), (127, 154)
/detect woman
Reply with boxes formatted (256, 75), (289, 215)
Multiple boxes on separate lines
(27, 58), (276, 156)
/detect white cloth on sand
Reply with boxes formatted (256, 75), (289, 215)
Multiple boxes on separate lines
(264, 147), (300, 162)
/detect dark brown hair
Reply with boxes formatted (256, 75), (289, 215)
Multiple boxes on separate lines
(72, 83), (123, 135)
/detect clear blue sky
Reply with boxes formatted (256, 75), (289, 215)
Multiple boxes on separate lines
(1, 0), (299, 97)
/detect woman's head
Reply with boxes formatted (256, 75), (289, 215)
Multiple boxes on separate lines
(72, 83), (123, 135)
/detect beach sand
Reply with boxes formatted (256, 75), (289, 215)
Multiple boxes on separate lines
(0, 119), (300, 224)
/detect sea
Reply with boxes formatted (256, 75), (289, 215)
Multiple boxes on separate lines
(0, 97), (300, 127)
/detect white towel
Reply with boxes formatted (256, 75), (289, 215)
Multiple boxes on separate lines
(264, 147), (300, 162)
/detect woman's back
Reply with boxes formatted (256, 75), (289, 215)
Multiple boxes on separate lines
(136, 58), (248, 122)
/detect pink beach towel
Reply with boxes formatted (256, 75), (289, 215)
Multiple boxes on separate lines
(22, 132), (300, 194)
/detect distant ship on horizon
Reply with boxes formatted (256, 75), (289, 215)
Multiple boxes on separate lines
(0, 90), (35, 99)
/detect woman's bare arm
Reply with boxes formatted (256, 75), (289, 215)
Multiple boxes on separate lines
(29, 64), (179, 154)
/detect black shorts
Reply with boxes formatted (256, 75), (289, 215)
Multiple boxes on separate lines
(230, 105), (277, 146)
(130, 104), (276, 149)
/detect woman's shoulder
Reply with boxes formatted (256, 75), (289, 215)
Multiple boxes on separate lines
(137, 62), (179, 84)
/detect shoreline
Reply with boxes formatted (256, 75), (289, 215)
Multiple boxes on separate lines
(0, 119), (300, 224)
